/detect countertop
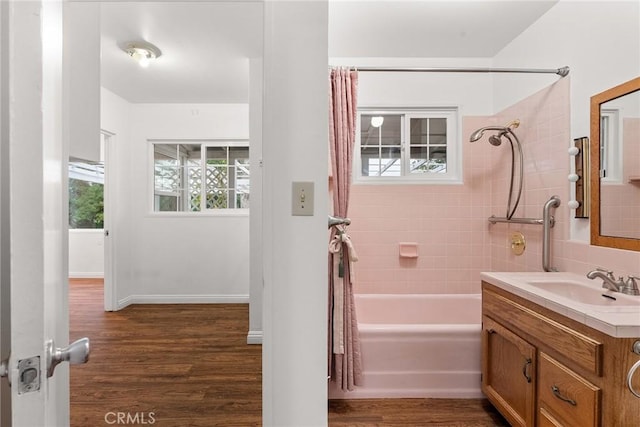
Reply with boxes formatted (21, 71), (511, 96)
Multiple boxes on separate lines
(481, 271), (640, 338)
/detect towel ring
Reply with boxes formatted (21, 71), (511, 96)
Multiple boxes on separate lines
(628, 341), (640, 399)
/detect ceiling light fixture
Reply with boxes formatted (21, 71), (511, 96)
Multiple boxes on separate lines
(371, 116), (384, 128)
(123, 41), (162, 68)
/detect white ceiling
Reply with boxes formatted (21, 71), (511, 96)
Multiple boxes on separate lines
(329, 1), (559, 58)
(100, 2), (263, 104)
(100, 1), (558, 104)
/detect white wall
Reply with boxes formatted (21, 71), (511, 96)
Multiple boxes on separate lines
(491, 0), (640, 242)
(68, 229), (104, 278)
(262, 1), (328, 425)
(124, 103), (250, 306)
(64, 2), (100, 162)
(100, 88), (251, 307)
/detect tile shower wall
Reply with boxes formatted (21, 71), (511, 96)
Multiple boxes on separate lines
(348, 116), (497, 294)
(350, 77), (640, 295)
(489, 78), (640, 279)
(489, 78), (571, 273)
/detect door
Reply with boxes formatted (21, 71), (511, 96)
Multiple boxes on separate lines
(1, 1), (88, 425)
(482, 316), (536, 427)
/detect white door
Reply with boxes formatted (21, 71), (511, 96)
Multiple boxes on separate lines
(1, 1), (88, 425)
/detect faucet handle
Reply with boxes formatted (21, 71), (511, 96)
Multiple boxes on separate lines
(623, 276), (640, 296)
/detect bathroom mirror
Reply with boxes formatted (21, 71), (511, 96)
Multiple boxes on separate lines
(590, 76), (640, 251)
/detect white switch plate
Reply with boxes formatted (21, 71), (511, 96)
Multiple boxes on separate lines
(292, 182), (314, 216)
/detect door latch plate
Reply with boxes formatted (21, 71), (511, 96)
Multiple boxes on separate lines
(18, 356), (40, 394)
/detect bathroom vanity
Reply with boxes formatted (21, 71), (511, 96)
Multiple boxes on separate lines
(480, 272), (640, 427)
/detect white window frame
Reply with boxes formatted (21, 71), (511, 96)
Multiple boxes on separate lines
(354, 107), (461, 184)
(149, 139), (250, 216)
(600, 108), (622, 184)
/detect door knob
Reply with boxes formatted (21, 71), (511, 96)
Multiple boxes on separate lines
(46, 337), (90, 378)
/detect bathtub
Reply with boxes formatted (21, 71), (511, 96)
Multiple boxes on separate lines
(329, 293), (483, 399)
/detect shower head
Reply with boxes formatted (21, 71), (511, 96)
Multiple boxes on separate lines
(469, 129), (485, 142)
(488, 134), (503, 146)
(468, 120), (519, 143)
(468, 126), (507, 143)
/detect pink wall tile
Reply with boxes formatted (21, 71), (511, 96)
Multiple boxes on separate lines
(348, 78), (640, 295)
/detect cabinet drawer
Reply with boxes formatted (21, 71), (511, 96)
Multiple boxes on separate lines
(538, 407), (564, 427)
(538, 352), (600, 427)
(483, 288), (602, 375)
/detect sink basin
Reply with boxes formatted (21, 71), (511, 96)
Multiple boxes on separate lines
(526, 280), (640, 310)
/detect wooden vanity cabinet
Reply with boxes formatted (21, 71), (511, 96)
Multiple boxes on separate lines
(482, 316), (536, 427)
(482, 281), (640, 427)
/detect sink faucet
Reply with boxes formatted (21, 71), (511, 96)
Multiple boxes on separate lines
(586, 268), (625, 292)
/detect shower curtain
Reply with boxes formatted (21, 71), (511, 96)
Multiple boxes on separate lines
(328, 67), (362, 391)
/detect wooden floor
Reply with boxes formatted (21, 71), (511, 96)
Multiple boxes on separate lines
(70, 280), (508, 426)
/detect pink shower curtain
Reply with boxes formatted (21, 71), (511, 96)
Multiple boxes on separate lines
(328, 67), (362, 391)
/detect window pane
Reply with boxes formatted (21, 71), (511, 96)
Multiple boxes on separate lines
(360, 147), (378, 176)
(409, 117), (448, 175)
(361, 114), (402, 146)
(380, 147), (401, 176)
(203, 146), (251, 210)
(187, 159), (201, 212)
(156, 195), (178, 212)
(429, 118), (447, 145)
(410, 147), (447, 174)
(430, 118), (447, 136)
(206, 165), (229, 209)
(234, 158), (250, 209)
(207, 146), (227, 161)
(410, 118), (429, 145)
(154, 144), (180, 193)
(361, 145), (402, 177)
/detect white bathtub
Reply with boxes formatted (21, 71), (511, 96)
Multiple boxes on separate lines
(329, 293), (483, 399)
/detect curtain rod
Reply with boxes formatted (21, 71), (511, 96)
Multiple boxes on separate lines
(351, 66), (570, 77)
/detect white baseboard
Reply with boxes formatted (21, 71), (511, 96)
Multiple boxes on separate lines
(69, 272), (104, 279)
(246, 330), (263, 345)
(117, 294), (249, 310)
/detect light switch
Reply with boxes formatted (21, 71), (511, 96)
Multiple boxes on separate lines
(292, 182), (314, 216)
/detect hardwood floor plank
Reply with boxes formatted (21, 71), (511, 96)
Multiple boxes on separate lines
(70, 279), (507, 426)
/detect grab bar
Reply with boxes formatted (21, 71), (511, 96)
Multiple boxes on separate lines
(488, 216), (548, 226)
(487, 196), (560, 272)
(328, 215), (351, 229)
(542, 195), (561, 272)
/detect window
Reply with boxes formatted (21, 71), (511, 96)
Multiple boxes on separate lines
(600, 109), (622, 183)
(152, 141), (249, 212)
(355, 108), (460, 183)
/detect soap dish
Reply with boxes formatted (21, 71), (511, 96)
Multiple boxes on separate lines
(399, 242), (418, 258)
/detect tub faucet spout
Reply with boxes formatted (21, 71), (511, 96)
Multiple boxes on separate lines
(586, 268), (624, 293)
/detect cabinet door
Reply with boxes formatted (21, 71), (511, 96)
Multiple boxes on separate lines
(482, 316), (536, 427)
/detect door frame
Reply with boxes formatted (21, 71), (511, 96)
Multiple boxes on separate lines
(101, 130), (117, 311)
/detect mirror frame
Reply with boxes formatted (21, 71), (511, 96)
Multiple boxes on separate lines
(590, 76), (640, 251)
